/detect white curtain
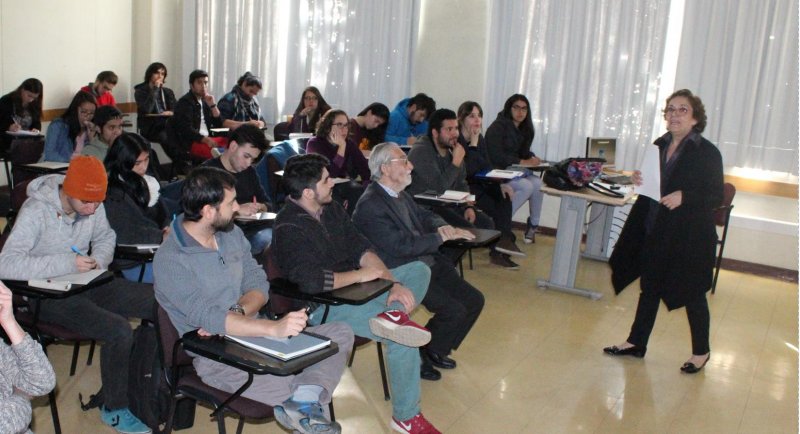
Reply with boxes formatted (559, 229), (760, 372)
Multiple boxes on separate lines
(484, 0), (673, 170)
(191, 0), (419, 123)
(675, 0), (798, 175)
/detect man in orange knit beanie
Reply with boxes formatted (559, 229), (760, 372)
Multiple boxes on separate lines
(0, 155), (156, 433)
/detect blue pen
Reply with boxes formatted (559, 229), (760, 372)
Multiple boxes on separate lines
(70, 246), (87, 256)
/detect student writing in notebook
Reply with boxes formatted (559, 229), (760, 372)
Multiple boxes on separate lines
(0, 156), (155, 434)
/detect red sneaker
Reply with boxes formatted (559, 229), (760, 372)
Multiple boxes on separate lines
(369, 309), (431, 347)
(390, 413), (441, 434)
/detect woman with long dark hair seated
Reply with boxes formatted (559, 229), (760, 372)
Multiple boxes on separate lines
(0, 78), (43, 154)
(104, 133), (169, 283)
(43, 90), (97, 162)
(349, 102), (390, 151)
(288, 86), (331, 133)
(485, 94), (544, 243)
(458, 101), (526, 269)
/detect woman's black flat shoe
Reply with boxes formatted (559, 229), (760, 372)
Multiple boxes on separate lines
(603, 345), (646, 358)
(680, 353), (710, 374)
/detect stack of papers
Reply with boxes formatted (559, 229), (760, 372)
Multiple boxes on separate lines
(414, 190), (476, 204)
(226, 332), (331, 360)
(484, 169), (524, 179)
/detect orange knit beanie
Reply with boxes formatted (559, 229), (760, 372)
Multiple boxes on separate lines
(62, 156), (108, 202)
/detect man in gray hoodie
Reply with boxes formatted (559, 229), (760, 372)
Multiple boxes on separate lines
(0, 156), (154, 434)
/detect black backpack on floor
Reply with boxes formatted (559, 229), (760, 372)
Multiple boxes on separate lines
(80, 322), (194, 432)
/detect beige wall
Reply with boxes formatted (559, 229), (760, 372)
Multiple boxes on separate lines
(412, 0), (488, 112)
(0, 0), (134, 108)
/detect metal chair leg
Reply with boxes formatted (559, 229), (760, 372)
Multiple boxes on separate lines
(468, 248), (473, 270)
(377, 343), (390, 401)
(69, 342), (80, 376)
(87, 341), (96, 366)
(48, 389), (62, 434)
(215, 411), (227, 434)
(235, 416), (245, 434)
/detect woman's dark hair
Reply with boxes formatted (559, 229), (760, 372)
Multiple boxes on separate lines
(181, 167), (237, 222)
(283, 153), (330, 199)
(293, 86), (331, 131)
(315, 109), (348, 138)
(356, 102), (390, 146)
(663, 89), (707, 133)
(358, 102), (390, 120)
(61, 90), (97, 141)
(237, 72), (262, 89)
(143, 62), (168, 83)
(105, 133), (153, 208)
(457, 101), (483, 130)
(499, 94), (534, 147)
(9, 78), (44, 121)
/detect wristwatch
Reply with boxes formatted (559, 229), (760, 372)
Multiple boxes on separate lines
(228, 304), (245, 315)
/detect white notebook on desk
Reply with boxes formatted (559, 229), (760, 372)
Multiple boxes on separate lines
(24, 161), (69, 170)
(226, 332), (330, 360)
(28, 269), (107, 291)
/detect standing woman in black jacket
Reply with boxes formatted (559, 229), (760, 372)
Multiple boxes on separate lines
(604, 89), (723, 374)
(484, 94), (544, 243)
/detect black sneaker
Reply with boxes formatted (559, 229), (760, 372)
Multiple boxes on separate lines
(494, 236), (526, 257)
(490, 254), (520, 270)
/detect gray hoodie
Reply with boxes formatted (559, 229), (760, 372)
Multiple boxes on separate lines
(0, 174), (116, 280)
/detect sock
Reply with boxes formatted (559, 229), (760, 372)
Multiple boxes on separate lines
(292, 384), (323, 403)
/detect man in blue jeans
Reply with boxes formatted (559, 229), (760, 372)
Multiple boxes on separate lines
(0, 156), (153, 434)
(273, 154), (442, 434)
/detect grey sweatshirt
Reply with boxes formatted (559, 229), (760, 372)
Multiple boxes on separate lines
(0, 334), (56, 434)
(0, 174), (116, 280)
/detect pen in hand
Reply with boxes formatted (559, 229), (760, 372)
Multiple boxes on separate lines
(70, 246), (86, 256)
(287, 306), (313, 339)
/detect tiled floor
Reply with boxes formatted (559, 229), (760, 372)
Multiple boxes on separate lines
(29, 233), (798, 433)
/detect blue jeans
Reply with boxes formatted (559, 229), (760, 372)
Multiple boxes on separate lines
(243, 228), (273, 255)
(509, 175), (543, 226)
(121, 263), (154, 284)
(308, 261), (431, 421)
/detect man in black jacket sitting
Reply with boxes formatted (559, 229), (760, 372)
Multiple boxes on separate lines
(352, 142), (485, 381)
(273, 153), (444, 433)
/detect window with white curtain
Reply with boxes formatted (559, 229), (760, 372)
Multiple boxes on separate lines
(190, 0), (420, 123)
(675, 0), (798, 177)
(484, 0), (673, 170)
(484, 0), (798, 176)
